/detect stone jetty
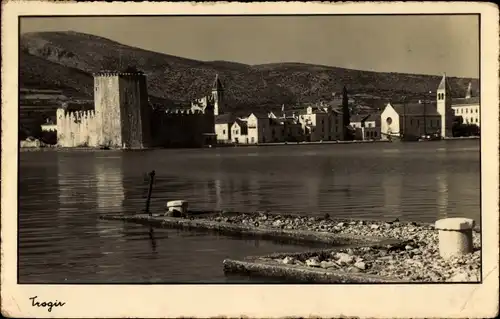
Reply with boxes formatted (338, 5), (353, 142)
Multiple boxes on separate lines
(99, 210), (481, 283)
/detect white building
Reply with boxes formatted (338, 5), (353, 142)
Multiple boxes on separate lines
(214, 113), (235, 143)
(230, 119), (249, 144)
(296, 106), (343, 142)
(380, 101), (442, 140)
(380, 73), (457, 140)
(451, 82), (480, 126)
(350, 113), (381, 140)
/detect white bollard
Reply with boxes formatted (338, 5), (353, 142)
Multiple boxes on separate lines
(165, 200), (188, 217)
(435, 217), (475, 260)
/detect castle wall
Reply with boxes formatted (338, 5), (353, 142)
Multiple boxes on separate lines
(56, 108), (98, 147)
(94, 76), (122, 147)
(151, 110), (214, 148)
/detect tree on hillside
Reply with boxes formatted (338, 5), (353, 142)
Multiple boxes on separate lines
(342, 86), (353, 140)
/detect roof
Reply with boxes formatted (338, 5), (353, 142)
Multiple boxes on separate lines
(437, 73), (453, 93)
(212, 74), (224, 91)
(452, 97), (480, 106)
(233, 119), (248, 134)
(351, 112), (380, 123)
(215, 113), (235, 124)
(390, 102), (441, 117)
(248, 112), (269, 119)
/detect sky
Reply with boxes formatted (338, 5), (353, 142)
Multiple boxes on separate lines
(20, 15), (479, 78)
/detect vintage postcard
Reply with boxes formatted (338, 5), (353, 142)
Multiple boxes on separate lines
(1, 1), (499, 318)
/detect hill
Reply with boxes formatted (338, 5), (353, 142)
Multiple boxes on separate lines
(20, 31), (479, 114)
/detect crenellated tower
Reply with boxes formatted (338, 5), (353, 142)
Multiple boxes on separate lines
(436, 73), (454, 138)
(211, 74), (224, 116)
(93, 70), (152, 149)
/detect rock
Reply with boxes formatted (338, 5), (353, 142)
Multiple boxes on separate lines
(354, 261), (366, 270)
(348, 266), (362, 273)
(405, 245), (414, 250)
(337, 222), (345, 228)
(335, 252), (355, 264)
(358, 220), (365, 225)
(259, 215), (268, 221)
(320, 261), (338, 269)
(305, 257), (321, 267)
(378, 255), (394, 261)
(282, 256), (296, 265)
(411, 248), (421, 255)
(349, 221), (357, 225)
(272, 220), (283, 227)
(370, 224), (380, 230)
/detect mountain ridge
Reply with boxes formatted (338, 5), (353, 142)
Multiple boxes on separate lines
(20, 31), (479, 114)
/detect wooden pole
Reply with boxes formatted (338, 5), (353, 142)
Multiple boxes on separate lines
(145, 170), (155, 216)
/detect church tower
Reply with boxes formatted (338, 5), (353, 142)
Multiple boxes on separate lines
(436, 73), (454, 138)
(211, 74), (224, 116)
(465, 81), (472, 99)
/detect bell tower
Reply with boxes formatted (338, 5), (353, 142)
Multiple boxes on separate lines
(436, 73), (453, 138)
(211, 74), (224, 116)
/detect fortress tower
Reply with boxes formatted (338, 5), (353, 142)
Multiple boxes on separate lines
(93, 71), (152, 149)
(436, 73), (454, 138)
(211, 74), (224, 116)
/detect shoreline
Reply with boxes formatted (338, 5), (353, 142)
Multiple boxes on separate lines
(100, 210), (481, 283)
(19, 136), (479, 152)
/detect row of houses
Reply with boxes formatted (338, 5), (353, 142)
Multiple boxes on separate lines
(214, 74), (480, 144)
(215, 105), (347, 144)
(37, 72), (479, 146)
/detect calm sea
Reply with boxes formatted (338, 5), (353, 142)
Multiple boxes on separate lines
(18, 140), (480, 283)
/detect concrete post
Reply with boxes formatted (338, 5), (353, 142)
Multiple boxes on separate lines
(435, 217), (475, 260)
(165, 200), (188, 217)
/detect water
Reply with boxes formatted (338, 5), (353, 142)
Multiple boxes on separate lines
(18, 140), (481, 283)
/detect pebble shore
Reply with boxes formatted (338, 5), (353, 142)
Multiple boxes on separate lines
(206, 212), (481, 282)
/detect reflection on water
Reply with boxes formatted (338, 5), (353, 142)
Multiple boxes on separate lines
(19, 140), (481, 283)
(95, 157), (125, 210)
(436, 172), (449, 220)
(382, 174), (403, 219)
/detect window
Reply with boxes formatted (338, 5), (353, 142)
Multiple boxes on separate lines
(374, 132), (378, 137)
(223, 129), (226, 134)
(476, 118), (478, 123)
(386, 117), (393, 125)
(476, 109), (478, 113)
(466, 109), (469, 114)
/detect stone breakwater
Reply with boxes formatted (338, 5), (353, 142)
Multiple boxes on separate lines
(100, 211), (481, 283)
(205, 212), (481, 282)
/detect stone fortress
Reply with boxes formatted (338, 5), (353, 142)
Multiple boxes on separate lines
(56, 70), (222, 149)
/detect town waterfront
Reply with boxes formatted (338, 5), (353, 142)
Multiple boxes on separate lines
(18, 139), (480, 283)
